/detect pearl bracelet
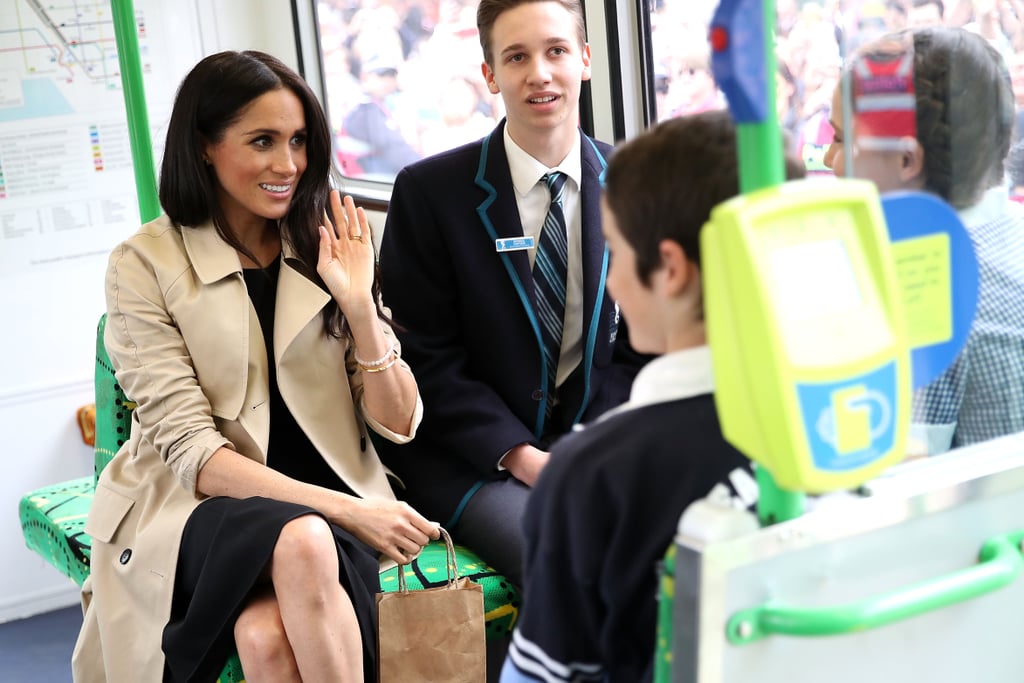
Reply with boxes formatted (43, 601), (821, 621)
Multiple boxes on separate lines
(359, 354), (398, 373)
(354, 343), (397, 368)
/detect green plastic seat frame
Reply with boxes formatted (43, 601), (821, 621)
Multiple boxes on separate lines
(19, 314), (519, 681)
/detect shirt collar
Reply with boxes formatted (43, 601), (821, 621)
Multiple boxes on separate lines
(582, 346), (715, 429)
(629, 346), (716, 408)
(504, 125), (582, 197)
(958, 185), (1010, 229)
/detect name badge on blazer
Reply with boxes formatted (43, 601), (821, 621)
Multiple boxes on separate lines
(495, 236), (535, 252)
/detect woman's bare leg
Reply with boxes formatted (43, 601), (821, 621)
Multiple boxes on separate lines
(234, 588), (301, 683)
(270, 515), (363, 683)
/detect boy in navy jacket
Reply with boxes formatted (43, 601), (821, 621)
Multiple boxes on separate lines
(501, 110), (805, 683)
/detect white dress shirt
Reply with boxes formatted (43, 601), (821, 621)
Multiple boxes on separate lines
(504, 126), (584, 388)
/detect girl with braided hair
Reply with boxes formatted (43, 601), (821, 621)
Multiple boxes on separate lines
(825, 26), (1024, 454)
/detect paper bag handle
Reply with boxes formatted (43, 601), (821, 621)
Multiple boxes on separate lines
(397, 526), (459, 593)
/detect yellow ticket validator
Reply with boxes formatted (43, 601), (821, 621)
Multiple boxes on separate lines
(702, 178), (911, 493)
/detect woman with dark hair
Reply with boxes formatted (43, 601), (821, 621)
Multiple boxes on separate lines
(72, 50), (438, 683)
(825, 26), (1024, 453)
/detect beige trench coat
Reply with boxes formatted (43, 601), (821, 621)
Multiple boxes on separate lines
(72, 216), (421, 682)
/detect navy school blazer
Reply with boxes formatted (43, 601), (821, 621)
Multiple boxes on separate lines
(376, 120), (649, 526)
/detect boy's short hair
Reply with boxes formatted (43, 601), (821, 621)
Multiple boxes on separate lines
(477, 0), (587, 67)
(603, 109), (806, 284)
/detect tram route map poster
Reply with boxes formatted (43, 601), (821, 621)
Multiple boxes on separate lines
(0, 1), (202, 393)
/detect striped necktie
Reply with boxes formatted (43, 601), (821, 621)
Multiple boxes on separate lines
(533, 171), (569, 419)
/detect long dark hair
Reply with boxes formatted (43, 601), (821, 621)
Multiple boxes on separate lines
(858, 27), (1014, 208)
(159, 50), (384, 338)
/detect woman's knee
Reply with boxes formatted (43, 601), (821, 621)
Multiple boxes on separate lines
(234, 596), (295, 673)
(272, 515), (336, 573)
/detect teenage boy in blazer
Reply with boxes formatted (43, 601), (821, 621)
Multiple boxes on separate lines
(376, 0), (647, 586)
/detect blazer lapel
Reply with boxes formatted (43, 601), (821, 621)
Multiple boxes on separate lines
(474, 121), (543, 343)
(578, 134), (610, 337)
(574, 135), (613, 423)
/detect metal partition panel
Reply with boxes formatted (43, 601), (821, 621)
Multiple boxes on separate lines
(672, 434), (1024, 682)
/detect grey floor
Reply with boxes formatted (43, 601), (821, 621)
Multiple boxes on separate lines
(0, 605), (80, 682)
(0, 606), (508, 682)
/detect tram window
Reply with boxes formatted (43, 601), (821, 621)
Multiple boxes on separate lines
(649, 1), (725, 122)
(316, 0), (500, 184)
(644, 0), (1024, 457)
(648, 0), (842, 175)
(647, 0), (1024, 178)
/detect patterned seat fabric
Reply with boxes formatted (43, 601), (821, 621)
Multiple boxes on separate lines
(18, 477), (94, 586)
(92, 314), (132, 484)
(19, 315), (519, 682)
(18, 316), (122, 586)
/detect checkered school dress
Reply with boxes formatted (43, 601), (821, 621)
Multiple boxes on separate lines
(912, 186), (1024, 452)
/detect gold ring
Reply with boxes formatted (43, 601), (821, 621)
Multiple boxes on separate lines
(349, 234), (362, 240)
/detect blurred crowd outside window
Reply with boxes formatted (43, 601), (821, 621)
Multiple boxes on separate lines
(317, 0), (1024, 200)
(651, 0), (1024, 201)
(319, 0), (502, 182)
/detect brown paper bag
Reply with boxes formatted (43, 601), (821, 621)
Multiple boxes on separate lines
(376, 528), (486, 682)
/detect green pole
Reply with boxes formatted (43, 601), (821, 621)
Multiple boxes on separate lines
(735, 0), (805, 524)
(653, 545), (676, 682)
(657, 4), (802, 681)
(110, 0), (161, 222)
(755, 463), (805, 525)
(735, 0), (785, 195)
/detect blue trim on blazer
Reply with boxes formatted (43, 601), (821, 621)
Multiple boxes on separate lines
(575, 248), (610, 425)
(474, 128), (549, 439)
(472, 130), (612, 435)
(446, 479), (487, 529)
(573, 136), (611, 425)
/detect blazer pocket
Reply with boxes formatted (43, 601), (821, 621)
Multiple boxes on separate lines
(85, 484), (135, 544)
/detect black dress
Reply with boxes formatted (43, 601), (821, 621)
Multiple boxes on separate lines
(161, 260), (380, 683)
